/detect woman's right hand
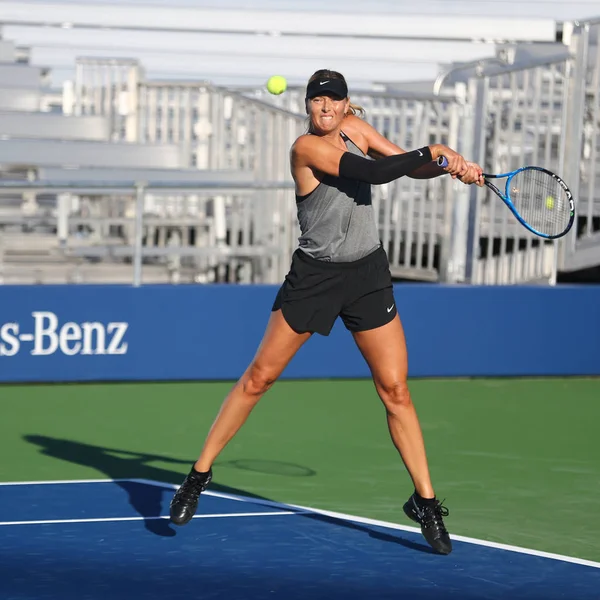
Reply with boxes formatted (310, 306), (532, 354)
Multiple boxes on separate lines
(430, 144), (469, 179)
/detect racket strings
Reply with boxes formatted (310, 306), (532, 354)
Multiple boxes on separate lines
(509, 170), (572, 237)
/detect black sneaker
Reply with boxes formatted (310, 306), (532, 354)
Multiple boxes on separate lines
(403, 493), (452, 555)
(169, 467), (213, 526)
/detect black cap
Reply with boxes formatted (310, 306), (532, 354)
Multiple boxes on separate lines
(305, 76), (348, 100)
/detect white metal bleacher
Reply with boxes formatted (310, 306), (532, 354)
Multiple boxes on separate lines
(0, 4), (598, 285)
(0, 21), (277, 285)
(0, 87), (42, 111)
(0, 138), (188, 169)
(0, 112), (111, 141)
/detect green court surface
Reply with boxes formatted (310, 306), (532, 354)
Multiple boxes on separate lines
(1, 378), (599, 562)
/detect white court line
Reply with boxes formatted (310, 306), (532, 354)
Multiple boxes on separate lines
(137, 479), (600, 570)
(0, 479), (118, 486)
(0, 511), (296, 527)
(2, 478), (600, 570)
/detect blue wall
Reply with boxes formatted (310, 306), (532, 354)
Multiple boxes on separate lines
(0, 284), (599, 383)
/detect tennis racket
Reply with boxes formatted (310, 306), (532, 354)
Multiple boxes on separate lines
(437, 157), (575, 239)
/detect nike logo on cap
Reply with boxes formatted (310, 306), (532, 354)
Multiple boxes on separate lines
(320, 81), (329, 85)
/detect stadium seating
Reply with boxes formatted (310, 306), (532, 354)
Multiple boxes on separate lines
(0, 8), (597, 285)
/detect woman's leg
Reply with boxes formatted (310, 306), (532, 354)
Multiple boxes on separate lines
(170, 309), (311, 525)
(352, 315), (433, 498)
(351, 313), (451, 554)
(194, 309), (311, 471)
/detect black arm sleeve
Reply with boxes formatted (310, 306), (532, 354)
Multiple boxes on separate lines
(338, 147), (434, 184)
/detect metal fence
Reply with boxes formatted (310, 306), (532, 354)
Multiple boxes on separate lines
(235, 21), (600, 284)
(460, 55), (572, 284)
(66, 61), (311, 283)
(562, 18), (600, 272)
(0, 180), (294, 285)
(70, 58), (461, 282)
(459, 20), (600, 284)
(5, 19), (597, 286)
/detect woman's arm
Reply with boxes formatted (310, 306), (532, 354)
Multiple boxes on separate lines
(291, 134), (468, 185)
(343, 114), (481, 183)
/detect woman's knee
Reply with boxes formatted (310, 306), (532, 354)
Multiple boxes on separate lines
(242, 362), (278, 398)
(376, 379), (412, 413)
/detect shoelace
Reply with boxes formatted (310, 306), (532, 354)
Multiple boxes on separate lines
(421, 500), (449, 534)
(175, 475), (209, 504)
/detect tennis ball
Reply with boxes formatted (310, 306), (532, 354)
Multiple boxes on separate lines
(545, 195), (555, 210)
(266, 75), (287, 95)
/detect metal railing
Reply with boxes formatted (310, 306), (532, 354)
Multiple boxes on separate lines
(237, 26), (600, 283)
(69, 58), (462, 282)
(462, 56), (572, 284)
(4, 19), (599, 286)
(0, 180), (295, 286)
(462, 20), (600, 283)
(561, 18), (600, 271)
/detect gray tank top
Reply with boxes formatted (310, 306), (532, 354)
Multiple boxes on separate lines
(295, 132), (381, 263)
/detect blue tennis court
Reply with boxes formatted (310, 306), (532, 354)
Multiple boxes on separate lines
(1, 480), (599, 599)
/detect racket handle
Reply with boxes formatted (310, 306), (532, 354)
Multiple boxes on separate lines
(437, 156), (449, 168)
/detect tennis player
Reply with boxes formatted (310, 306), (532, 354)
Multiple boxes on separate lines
(169, 69), (484, 555)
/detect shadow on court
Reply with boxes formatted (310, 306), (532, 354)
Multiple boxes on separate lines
(23, 434), (432, 554)
(302, 513), (438, 555)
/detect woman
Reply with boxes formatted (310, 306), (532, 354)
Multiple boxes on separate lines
(169, 69), (484, 555)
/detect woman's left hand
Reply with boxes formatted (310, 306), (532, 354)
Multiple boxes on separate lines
(458, 162), (485, 186)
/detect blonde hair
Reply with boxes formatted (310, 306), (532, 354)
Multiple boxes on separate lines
(305, 69), (365, 131)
